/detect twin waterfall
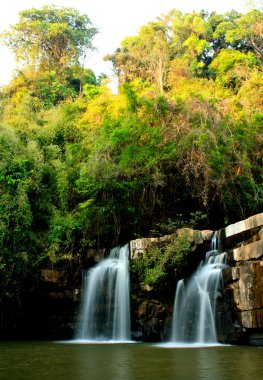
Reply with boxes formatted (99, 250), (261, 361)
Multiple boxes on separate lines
(76, 235), (226, 344)
(170, 234), (226, 344)
(76, 244), (131, 342)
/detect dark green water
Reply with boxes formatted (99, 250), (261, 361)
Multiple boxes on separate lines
(0, 341), (263, 380)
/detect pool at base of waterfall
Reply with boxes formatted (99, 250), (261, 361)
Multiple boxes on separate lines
(0, 341), (262, 380)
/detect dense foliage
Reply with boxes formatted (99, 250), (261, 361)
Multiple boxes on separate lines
(130, 230), (193, 285)
(0, 5), (262, 296)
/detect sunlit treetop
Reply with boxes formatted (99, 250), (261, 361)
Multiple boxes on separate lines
(1, 5), (98, 73)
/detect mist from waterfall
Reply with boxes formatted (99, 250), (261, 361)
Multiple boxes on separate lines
(76, 244), (131, 342)
(170, 233), (227, 345)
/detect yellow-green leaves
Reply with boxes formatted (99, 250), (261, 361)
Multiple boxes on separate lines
(1, 5), (97, 72)
(210, 49), (258, 88)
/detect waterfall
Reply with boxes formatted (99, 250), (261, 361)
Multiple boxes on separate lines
(76, 244), (131, 342)
(170, 233), (227, 344)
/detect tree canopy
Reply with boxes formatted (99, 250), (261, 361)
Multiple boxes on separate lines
(0, 5), (262, 306)
(1, 5), (98, 72)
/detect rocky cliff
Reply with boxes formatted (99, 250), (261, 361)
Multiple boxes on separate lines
(129, 212), (263, 344)
(221, 213), (263, 345)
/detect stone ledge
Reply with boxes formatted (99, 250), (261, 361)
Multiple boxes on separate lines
(233, 239), (263, 261)
(129, 228), (213, 260)
(225, 213), (263, 238)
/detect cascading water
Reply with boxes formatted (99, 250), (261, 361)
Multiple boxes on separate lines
(76, 244), (131, 342)
(170, 233), (227, 344)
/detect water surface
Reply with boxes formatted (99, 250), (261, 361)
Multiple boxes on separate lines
(0, 341), (262, 380)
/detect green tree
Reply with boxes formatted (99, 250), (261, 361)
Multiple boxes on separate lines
(1, 5), (97, 73)
(209, 49), (258, 88)
(210, 10), (243, 53)
(225, 10), (263, 63)
(107, 19), (171, 92)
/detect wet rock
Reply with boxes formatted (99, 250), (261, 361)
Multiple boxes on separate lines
(132, 298), (170, 341)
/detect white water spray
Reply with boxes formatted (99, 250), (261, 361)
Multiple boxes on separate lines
(76, 244), (131, 342)
(171, 233), (227, 344)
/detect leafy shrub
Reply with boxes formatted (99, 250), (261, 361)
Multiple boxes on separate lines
(130, 230), (193, 285)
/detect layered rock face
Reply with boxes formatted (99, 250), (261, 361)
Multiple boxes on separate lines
(221, 213), (263, 345)
(130, 213), (263, 344)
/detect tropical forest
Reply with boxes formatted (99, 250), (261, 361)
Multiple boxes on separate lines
(0, 4), (262, 342)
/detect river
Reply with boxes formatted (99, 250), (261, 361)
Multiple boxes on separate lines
(0, 341), (262, 380)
